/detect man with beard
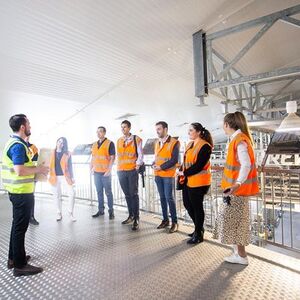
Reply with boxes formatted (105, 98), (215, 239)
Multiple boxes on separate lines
(1, 114), (49, 276)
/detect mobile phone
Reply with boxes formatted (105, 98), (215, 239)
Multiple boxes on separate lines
(223, 188), (231, 194)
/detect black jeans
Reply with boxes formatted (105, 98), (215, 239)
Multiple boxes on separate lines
(8, 193), (34, 268)
(117, 169), (139, 219)
(30, 197), (35, 218)
(183, 185), (210, 235)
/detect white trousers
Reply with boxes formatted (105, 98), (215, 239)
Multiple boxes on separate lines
(51, 176), (75, 214)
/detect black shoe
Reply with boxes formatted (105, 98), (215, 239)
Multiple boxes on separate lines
(188, 227), (204, 237)
(109, 213), (115, 220)
(157, 220), (170, 229)
(169, 223), (178, 233)
(92, 211), (104, 218)
(187, 232), (204, 244)
(13, 263), (43, 277)
(29, 217), (39, 225)
(122, 216), (134, 225)
(8, 255), (31, 270)
(132, 219), (139, 231)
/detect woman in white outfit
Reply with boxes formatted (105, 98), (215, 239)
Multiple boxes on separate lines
(49, 137), (76, 222)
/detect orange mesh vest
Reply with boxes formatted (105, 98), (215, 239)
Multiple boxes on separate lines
(28, 144), (38, 158)
(49, 150), (74, 186)
(184, 140), (211, 188)
(221, 132), (259, 196)
(154, 137), (179, 178)
(91, 139), (111, 173)
(117, 135), (142, 171)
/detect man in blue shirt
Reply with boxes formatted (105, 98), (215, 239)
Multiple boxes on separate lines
(2, 114), (48, 277)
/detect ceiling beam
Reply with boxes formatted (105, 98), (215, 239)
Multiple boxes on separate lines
(208, 66), (300, 89)
(280, 16), (300, 29)
(207, 4), (300, 40)
(215, 21), (276, 81)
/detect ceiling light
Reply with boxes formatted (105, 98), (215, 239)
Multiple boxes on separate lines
(276, 101), (300, 132)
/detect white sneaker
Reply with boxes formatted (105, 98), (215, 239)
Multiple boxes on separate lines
(56, 213), (62, 221)
(224, 253), (249, 265)
(69, 213), (77, 222)
(232, 245), (238, 254)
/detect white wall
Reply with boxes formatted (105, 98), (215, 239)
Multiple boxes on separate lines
(0, 76), (227, 155)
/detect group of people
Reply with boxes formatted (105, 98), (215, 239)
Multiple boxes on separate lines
(1, 111), (259, 277)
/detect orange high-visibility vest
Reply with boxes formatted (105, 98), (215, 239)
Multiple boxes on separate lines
(154, 137), (179, 177)
(117, 135), (142, 171)
(28, 144), (38, 159)
(49, 150), (74, 186)
(184, 139), (211, 188)
(221, 132), (259, 196)
(91, 139), (112, 173)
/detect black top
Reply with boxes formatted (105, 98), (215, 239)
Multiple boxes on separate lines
(55, 151), (74, 178)
(183, 144), (212, 177)
(97, 138), (116, 155)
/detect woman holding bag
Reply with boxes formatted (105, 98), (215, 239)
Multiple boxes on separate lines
(213, 111), (259, 265)
(177, 123), (213, 244)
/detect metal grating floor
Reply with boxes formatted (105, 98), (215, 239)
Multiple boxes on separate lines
(0, 193), (299, 300)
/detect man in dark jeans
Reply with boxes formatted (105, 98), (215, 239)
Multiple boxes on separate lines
(116, 120), (143, 231)
(153, 121), (180, 233)
(90, 126), (115, 219)
(1, 114), (48, 277)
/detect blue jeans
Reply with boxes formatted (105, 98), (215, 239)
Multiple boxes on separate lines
(94, 172), (114, 213)
(155, 176), (177, 223)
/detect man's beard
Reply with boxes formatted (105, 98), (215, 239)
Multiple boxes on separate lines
(25, 129), (31, 137)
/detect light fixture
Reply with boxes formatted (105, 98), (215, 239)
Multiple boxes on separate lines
(276, 101), (300, 132)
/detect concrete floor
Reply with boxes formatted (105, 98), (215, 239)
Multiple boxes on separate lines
(0, 193), (300, 300)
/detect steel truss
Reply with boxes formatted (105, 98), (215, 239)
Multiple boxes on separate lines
(193, 4), (300, 120)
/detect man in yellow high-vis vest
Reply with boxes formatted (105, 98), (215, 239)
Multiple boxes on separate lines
(1, 114), (48, 277)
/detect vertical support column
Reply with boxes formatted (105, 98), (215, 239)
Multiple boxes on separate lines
(206, 38), (213, 83)
(193, 30), (208, 99)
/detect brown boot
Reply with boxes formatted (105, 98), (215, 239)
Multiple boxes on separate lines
(169, 223), (178, 233)
(157, 220), (170, 229)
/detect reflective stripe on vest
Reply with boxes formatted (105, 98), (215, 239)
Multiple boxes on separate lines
(221, 132), (259, 196)
(184, 140), (211, 188)
(154, 137), (179, 178)
(91, 139), (111, 172)
(1, 138), (35, 194)
(117, 136), (141, 171)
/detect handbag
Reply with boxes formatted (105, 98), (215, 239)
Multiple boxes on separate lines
(176, 175), (185, 190)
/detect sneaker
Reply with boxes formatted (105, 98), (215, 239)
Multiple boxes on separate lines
(109, 213), (115, 220)
(232, 245), (238, 254)
(56, 213), (62, 221)
(224, 253), (249, 265)
(69, 213), (77, 222)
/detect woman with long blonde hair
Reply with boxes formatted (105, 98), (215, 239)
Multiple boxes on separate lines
(213, 111), (259, 265)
